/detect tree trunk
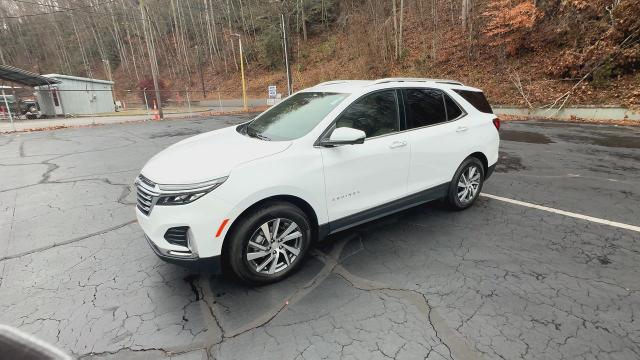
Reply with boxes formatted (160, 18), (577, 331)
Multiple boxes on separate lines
(432, 0), (437, 61)
(392, 0), (399, 60)
(301, 0), (308, 41)
(462, 0), (470, 29)
(399, 0), (404, 58)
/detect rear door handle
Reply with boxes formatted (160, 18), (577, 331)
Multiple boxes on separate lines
(389, 140), (407, 149)
(456, 126), (468, 133)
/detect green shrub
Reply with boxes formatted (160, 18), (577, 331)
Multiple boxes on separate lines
(257, 28), (284, 70)
(304, 0), (338, 33)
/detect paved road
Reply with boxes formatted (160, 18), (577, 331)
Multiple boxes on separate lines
(0, 110), (247, 133)
(0, 117), (639, 359)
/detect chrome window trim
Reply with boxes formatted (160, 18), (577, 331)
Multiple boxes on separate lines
(397, 112), (467, 134)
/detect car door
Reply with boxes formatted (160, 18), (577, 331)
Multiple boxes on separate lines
(320, 89), (410, 224)
(402, 88), (469, 194)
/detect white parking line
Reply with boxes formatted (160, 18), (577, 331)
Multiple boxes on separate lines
(481, 193), (640, 233)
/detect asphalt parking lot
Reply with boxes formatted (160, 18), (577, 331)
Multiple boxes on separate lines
(1, 116), (639, 360)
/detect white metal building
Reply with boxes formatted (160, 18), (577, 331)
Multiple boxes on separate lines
(35, 74), (114, 116)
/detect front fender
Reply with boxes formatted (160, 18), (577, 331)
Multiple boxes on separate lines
(214, 145), (327, 246)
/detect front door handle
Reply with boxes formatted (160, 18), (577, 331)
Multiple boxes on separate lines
(456, 126), (468, 133)
(389, 140), (407, 149)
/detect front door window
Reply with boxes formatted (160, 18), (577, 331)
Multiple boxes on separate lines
(335, 90), (399, 138)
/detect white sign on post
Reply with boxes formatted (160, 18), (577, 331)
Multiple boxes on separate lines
(268, 85), (277, 98)
(267, 85), (278, 105)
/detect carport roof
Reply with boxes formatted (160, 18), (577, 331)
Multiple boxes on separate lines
(0, 64), (61, 87)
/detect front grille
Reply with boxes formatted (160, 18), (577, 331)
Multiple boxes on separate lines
(136, 175), (159, 215)
(164, 226), (189, 247)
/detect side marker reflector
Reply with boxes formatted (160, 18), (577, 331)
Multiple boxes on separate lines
(216, 219), (230, 238)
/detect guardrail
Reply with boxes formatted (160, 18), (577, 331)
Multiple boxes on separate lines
(494, 106), (640, 122)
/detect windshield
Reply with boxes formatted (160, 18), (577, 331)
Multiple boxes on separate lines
(241, 92), (349, 141)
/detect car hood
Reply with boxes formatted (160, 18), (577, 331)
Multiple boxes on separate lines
(141, 126), (292, 184)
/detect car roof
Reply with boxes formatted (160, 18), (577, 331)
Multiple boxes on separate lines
(304, 78), (482, 94)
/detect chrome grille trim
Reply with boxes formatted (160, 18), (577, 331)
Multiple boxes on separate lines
(135, 175), (159, 216)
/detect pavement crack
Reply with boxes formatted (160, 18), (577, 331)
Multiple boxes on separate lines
(0, 219), (136, 262)
(184, 274), (202, 301)
(218, 237), (352, 341)
(332, 263), (480, 360)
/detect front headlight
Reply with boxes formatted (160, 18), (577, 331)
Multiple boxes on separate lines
(155, 177), (227, 206)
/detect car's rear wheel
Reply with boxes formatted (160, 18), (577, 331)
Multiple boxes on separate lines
(227, 202), (312, 284)
(446, 157), (485, 210)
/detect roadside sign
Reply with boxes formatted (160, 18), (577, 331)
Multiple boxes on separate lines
(268, 85), (277, 98)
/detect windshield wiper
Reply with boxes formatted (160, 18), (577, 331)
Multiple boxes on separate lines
(245, 125), (271, 141)
(253, 133), (272, 141)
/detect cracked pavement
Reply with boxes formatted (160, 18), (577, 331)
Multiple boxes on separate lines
(1, 117), (639, 359)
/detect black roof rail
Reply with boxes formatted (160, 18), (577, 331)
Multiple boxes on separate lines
(372, 77), (464, 86)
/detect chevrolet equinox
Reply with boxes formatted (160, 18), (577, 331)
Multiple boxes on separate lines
(135, 78), (500, 284)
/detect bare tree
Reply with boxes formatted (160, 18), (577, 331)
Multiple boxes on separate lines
(392, 0), (399, 60)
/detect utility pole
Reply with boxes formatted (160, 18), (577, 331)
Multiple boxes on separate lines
(1, 87), (15, 132)
(102, 59), (113, 83)
(102, 59), (116, 108)
(139, 0), (164, 119)
(196, 45), (206, 98)
(281, 13), (292, 96)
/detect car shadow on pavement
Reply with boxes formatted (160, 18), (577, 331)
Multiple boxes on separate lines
(201, 201), (451, 337)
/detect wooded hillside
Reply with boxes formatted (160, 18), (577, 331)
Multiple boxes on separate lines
(1, 0), (639, 108)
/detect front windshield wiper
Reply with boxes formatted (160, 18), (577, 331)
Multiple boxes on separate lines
(245, 125), (271, 141)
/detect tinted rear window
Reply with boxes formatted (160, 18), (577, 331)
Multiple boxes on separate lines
(403, 89), (447, 128)
(453, 90), (493, 114)
(444, 95), (463, 120)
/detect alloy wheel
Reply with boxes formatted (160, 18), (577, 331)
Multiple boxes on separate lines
(457, 165), (481, 204)
(245, 218), (303, 275)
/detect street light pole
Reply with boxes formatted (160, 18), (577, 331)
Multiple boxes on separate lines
(228, 33), (248, 112)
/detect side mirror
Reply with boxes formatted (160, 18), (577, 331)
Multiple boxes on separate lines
(321, 127), (366, 146)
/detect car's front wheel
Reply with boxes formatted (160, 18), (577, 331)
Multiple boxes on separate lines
(227, 202), (312, 284)
(446, 157), (485, 210)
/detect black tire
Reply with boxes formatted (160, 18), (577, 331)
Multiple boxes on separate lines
(227, 201), (312, 285)
(445, 157), (485, 210)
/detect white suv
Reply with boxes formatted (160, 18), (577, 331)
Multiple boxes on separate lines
(135, 78), (500, 284)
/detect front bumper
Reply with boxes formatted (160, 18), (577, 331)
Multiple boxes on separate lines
(136, 187), (236, 263)
(145, 235), (222, 273)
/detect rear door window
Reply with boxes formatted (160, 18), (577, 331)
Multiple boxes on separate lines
(403, 89), (452, 129)
(444, 94), (463, 120)
(453, 89), (493, 114)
